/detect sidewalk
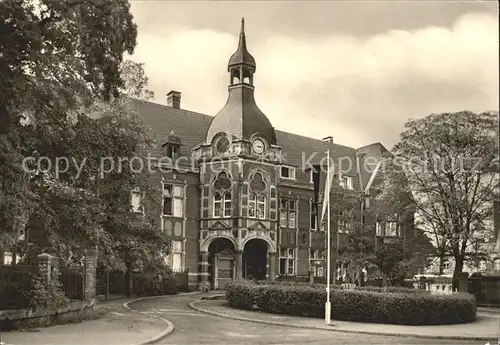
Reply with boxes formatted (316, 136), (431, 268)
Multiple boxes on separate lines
(479, 306), (500, 315)
(190, 298), (500, 341)
(0, 298), (171, 345)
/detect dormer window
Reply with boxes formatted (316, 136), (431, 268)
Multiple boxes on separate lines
(166, 144), (179, 159)
(162, 130), (182, 160)
(280, 166), (296, 180)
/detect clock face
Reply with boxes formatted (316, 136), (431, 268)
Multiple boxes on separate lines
(252, 139), (265, 154)
(216, 137), (230, 153)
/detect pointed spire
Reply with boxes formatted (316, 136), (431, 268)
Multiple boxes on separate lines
(228, 17), (255, 69)
(238, 17), (247, 50)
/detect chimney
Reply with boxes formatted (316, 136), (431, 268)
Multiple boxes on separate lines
(322, 136), (334, 143)
(167, 90), (181, 109)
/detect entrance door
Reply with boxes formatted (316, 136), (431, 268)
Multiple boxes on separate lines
(243, 239), (268, 281)
(215, 256), (234, 289)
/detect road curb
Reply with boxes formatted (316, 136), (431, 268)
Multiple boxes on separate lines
(189, 299), (497, 342)
(123, 291), (202, 345)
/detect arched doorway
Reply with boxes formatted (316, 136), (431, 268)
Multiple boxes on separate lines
(208, 238), (235, 290)
(243, 239), (268, 281)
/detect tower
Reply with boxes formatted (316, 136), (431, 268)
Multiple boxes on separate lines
(203, 18), (278, 153)
(193, 19), (280, 290)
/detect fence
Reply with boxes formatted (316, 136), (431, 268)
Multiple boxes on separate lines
(0, 265), (38, 310)
(96, 268), (189, 297)
(468, 276), (500, 306)
(60, 266), (84, 300)
(96, 269), (126, 296)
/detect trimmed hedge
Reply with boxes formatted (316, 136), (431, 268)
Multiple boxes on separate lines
(251, 280), (428, 294)
(225, 281), (476, 325)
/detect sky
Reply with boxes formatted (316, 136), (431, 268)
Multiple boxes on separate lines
(127, 0), (499, 149)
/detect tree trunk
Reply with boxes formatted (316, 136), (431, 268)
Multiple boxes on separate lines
(438, 246), (446, 275)
(124, 261), (133, 297)
(105, 270), (110, 299)
(452, 254), (465, 290)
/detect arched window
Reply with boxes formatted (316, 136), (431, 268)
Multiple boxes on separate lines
(213, 171), (232, 218)
(247, 172), (267, 219)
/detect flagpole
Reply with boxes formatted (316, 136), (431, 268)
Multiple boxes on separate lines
(325, 149), (331, 326)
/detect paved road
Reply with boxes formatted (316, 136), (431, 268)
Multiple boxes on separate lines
(129, 294), (487, 345)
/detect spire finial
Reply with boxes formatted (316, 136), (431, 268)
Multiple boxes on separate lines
(238, 17), (246, 49)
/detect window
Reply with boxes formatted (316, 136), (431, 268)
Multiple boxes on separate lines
(279, 248), (296, 275)
(3, 252), (13, 265)
(248, 193), (266, 219)
(376, 222), (382, 236)
(214, 192), (232, 217)
(310, 201), (317, 231)
(131, 188), (142, 213)
(339, 175), (353, 189)
(493, 258), (500, 270)
(280, 199), (296, 228)
(443, 259), (451, 271)
(166, 144), (179, 160)
(270, 187), (277, 220)
(163, 183), (184, 217)
(309, 249), (324, 277)
(385, 215), (399, 237)
(168, 240), (183, 272)
(280, 166), (296, 179)
(386, 221), (398, 236)
(338, 220), (352, 233)
(338, 210), (352, 234)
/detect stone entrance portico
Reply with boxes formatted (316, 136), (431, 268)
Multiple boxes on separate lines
(200, 231), (277, 289)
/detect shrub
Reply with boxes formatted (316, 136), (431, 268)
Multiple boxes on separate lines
(225, 281), (476, 325)
(132, 270), (177, 296)
(24, 273), (70, 312)
(241, 279), (428, 294)
(353, 286), (429, 294)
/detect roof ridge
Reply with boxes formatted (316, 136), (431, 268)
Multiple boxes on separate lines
(130, 97), (364, 151)
(275, 129), (355, 150)
(128, 96), (213, 120)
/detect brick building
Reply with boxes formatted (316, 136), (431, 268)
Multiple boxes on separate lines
(126, 19), (415, 290)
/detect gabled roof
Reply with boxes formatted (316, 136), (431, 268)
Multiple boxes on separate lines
(128, 97), (212, 159)
(129, 97), (383, 189)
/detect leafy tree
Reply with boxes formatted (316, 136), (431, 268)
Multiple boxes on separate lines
(374, 242), (406, 286)
(374, 230), (434, 286)
(120, 60), (155, 100)
(376, 111), (499, 287)
(0, 0), (169, 296)
(21, 69), (166, 295)
(0, 0), (137, 247)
